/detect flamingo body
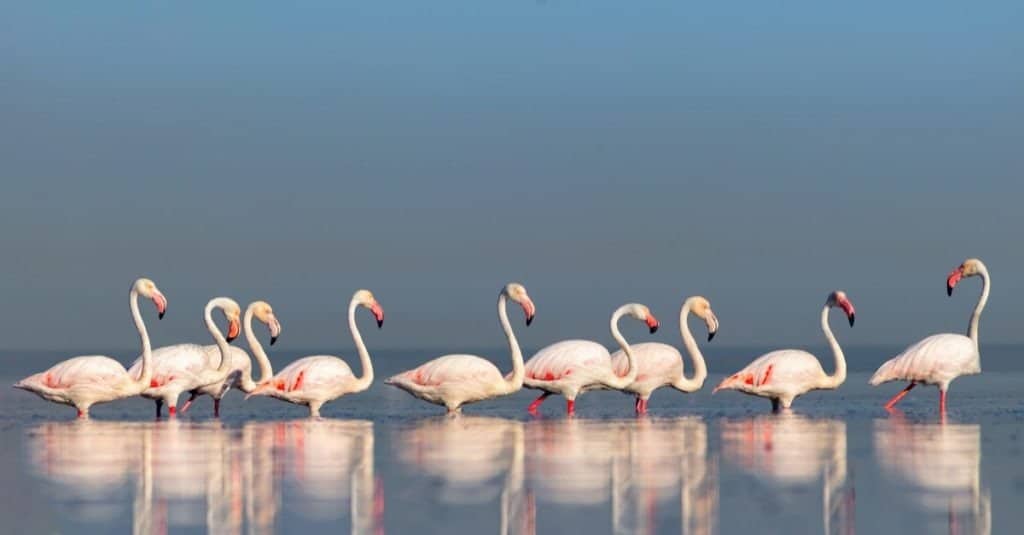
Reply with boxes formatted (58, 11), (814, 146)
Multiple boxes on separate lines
(870, 334), (978, 389)
(261, 356), (359, 405)
(715, 350), (828, 408)
(15, 356), (139, 412)
(610, 343), (684, 398)
(524, 340), (619, 401)
(387, 354), (510, 410)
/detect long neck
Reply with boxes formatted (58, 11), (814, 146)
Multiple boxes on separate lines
(673, 300), (708, 392)
(967, 267), (990, 345)
(130, 288), (153, 389)
(607, 307), (638, 389)
(205, 301), (232, 375)
(820, 305), (846, 389)
(243, 306), (274, 389)
(500, 293), (525, 393)
(349, 299), (375, 392)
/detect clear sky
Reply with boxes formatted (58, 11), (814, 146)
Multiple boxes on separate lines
(1, 1), (1022, 352)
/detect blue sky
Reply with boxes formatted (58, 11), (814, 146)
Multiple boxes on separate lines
(1, 2), (1022, 351)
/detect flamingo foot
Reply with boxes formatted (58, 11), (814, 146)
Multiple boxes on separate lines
(884, 382), (916, 410)
(213, 398), (221, 418)
(527, 392), (550, 415)
(566, 399), (576, 416)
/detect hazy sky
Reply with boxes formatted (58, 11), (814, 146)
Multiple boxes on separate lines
(1, 2), (1022, 353)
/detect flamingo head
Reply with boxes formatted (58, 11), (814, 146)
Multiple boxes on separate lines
(251, 301), (282, 345)
(826, 291), (855, 327)
(134, 278), (167, 319)
(503, 283), (535, 326)
(689, 296), (719, 342)
(354, 289), (384, 328)
(213, 298), (242, 343)
(624, 303), (659, 334)
(948, 258), (984, 296)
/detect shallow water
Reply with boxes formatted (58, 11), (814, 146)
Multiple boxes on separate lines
(2, 347), (1023, 534)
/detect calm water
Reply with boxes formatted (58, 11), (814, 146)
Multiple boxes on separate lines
(1, 347), (1023, 534)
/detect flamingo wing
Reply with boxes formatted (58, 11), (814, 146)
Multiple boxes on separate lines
(718, 350), (825, 393)
(395, 355), (503, 387)
(35, 356), (130, 388)
(272, 356), (355, 393)
(870, 333), (978, 386)
(525, 340), (609, 381)
(129, 344), (208, 381)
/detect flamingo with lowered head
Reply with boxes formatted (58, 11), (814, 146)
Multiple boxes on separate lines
(523, 303), (659, 416)
(386, 283), (535, 414)
(176, 301), (282, 417)
(14, 278), (167, 418)
(714, 290), (855, 411)
(870, 258), (990, 414)
(610, 296), (718, 414)
(133, 297), (242, 418)
(247, 290), (383, 418)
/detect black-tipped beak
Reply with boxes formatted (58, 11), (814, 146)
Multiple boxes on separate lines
(649, 325), (658, 334)
(270, 336), (278, 346)
(526, 315), (534, 327)
(848, 314), (855, 327)
(708, 331), (716, 342)
(159, 311), (165, 320)
(377, 318), (384, 329)
(947, 284), (953, 297)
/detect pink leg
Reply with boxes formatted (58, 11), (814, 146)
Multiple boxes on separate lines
(179, 393), (197, 414)
(566, 399), (576, 416)
(637, 398), (649, 415)
(884, 382), (916, 410)
(168, 405), (177, 418)
(76, 409), (85, 418)
(213, 398), (221, 418)
(939, 389), (948, 415)
(528, 392), (550, 415)
(634, 396), (642, 413)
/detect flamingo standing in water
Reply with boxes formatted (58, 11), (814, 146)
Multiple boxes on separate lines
(870, 258), (990, 414)
(523, 303), (659, 416)
(247, 290), (383, 418)
(610, 296), (718, 414)
(176, 301), (282, 416)
(14, 278), (167, 418)
(386, 283), (535, 414)
(134, 297), (242, 418)
(714, 291), (855, 411)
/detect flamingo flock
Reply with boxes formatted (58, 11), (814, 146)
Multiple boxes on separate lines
(13, 258), (991, 419)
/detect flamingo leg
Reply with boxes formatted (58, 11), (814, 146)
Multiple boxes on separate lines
(213, 398), (221, 418)
(179, 392), (197, 414)
(884, 382), (916, 410)
(939, 389), (948, 415)
(168, 405), (177, 418)
(566, 399), (576, 416)
(637, 398), (649, 415)
(771, 398), (781, 413)
(155, 400), (163, 419)
(76, 409), (85, 419)
(634, 396), (642, 414)
(527, 392), (550, 415)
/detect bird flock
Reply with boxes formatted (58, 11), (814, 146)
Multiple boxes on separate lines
(13, 258), (990, 419)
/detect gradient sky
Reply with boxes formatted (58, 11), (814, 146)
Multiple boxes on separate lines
(1, 1), (1022, 353)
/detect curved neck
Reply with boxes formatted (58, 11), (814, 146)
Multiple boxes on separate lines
(607, 306), (638, 389)
(820, 305), (846, 389)
(349, 299), (374, 392)
(130, 288), (153, 389)
(673, 300), (708, 392)
(205, 301), (232, 374)
(244, 306), (274, 388)
(967, 267), (990, 345)
(500, 293), (525, 393)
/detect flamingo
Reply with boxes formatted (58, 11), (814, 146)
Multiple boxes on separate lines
(247, 290), (383, 418)
(175, 301), (282, 416)
(714, 290), (855, 411)
(385, 283), (535, 414)
(611, 296), (719, 414)
(134, 297), (242, 418)
(870, 258), (989, 414)
(13, 278), (167, 418)
(523, 303), (659, 416)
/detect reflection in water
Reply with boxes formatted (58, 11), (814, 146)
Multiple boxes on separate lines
(720, 415), (853, 535)
(25, 419), (380, 534)
(395, 417), (532, 535)
(874, 417), (991, 535)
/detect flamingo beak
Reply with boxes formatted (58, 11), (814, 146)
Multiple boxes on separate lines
(947, 267), (963, 297)
(706, 311), (719, 342)
(371, 302), (384, 329)
(839, 300), (856, 327)
(646, 314), (660, 334)
(269, 318), (281, 345)
(226, 318), (241, 342)
(522, 299), (536, 326)
(152, 292), (167, 320)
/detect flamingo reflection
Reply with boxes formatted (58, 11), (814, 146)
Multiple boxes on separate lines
(874, 416), (990, 535)
(720, 414), (854, 535)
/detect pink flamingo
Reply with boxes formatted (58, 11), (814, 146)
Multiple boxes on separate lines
(385, 283), (535, 414)
(714, 291), (855, 411)
(610, 296), (718, 414)
(13, 278), (167, 418)
(523, 303), (659, 416)
(870, 258), (989, 414)
(247, 290), (383, 418)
